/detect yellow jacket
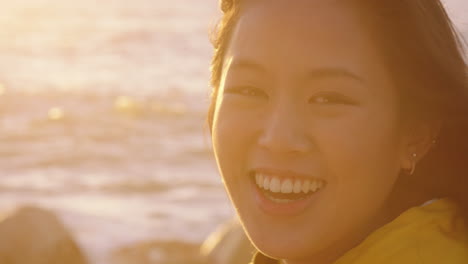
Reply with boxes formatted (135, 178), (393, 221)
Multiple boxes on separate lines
(252, 199), (468, 264)
(334, 199), (468, 264)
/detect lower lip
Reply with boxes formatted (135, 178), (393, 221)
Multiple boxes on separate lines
(251, 179), (322, 216)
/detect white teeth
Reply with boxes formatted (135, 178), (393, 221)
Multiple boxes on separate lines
(254, 173), (326, 195)
(302, 180), (310, 193)
(267, 196), (294, 203)
(270, 177), (281, 193)
(310, 181), (317, 192)
(258, 174), (264, 188)
(255, 173), (264, 187)
(280, 179), (293, 193)
(263, 176), (270, 190)
(293, 179), (302, 193)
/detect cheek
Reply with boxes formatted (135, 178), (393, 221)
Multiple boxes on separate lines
(314, 106), (402, 200)
(212, 98), (253, 183)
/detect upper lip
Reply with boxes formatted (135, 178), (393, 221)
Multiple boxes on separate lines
(251, 167), (324, 181)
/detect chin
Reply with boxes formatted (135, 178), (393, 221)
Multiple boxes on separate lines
(255, 239), (320, 262)
(243, 216), (326, 262)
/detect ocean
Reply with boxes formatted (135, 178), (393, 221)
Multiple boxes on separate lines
(0, 0), (230, 263)
(0, 0), (466, 263)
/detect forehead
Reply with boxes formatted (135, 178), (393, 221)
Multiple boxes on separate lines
(239, 0), (350, 33)
(225, 0), (382, 79)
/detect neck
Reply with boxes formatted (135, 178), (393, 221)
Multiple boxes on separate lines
(281, 202), (403, 264)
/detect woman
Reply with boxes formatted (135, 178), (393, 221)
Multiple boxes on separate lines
(208, 0), (468, 263)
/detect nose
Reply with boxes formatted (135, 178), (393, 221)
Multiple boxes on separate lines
(258, 103), (311, 154)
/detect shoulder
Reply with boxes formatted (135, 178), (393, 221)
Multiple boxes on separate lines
(335, 198), (468, 264)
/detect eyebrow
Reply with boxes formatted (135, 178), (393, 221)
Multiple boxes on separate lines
(304, 68), (364, 84)
(227, 58), (364, 83)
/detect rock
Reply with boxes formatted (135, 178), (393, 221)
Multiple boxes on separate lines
(111, 240), (204, 264)
(200, 218), (256, 264)
(0, 205), (88, 264)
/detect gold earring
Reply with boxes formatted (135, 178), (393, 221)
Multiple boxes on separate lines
(408, 153), (417, 175)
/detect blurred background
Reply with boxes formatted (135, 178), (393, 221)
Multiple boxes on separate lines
(0, 0), (465, 263)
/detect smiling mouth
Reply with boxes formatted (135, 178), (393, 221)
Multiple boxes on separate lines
(251, 171), (327, 203)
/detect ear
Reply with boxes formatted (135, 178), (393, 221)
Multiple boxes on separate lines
(400, 119), (441, 173)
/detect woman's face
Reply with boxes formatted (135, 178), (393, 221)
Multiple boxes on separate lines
(212, 1), (407, 263)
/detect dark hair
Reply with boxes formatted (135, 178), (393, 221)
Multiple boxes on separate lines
(208, 0), (468, 226)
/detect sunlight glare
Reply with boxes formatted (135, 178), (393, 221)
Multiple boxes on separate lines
(48, 107), (65, 121)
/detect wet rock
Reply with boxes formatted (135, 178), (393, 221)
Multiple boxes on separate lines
(0, 206), (88, 264)
(201, 218), (255, 264)
(111, 240), (204, 264)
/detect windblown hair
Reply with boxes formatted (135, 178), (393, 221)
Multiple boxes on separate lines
(208, 0), (468, 227)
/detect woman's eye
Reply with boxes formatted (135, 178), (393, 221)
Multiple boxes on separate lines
(310, 96), (330, 104)
(308, 93), (356, 105)
(224, 86), (267, 98)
